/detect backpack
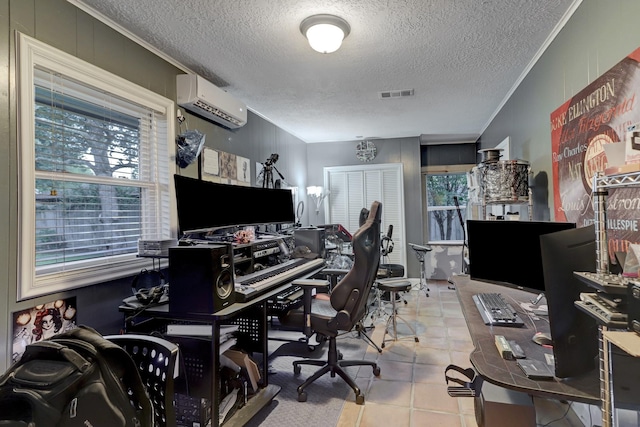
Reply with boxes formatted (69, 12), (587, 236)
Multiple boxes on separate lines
(0, 325), (153, 427)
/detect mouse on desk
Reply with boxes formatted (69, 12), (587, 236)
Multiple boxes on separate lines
(532, 331), (553, 347)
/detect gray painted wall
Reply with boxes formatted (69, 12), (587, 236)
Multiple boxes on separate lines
(0, 0), (308, 371)
(481, 0), (640, 222)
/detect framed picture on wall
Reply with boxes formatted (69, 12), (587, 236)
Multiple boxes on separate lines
(12, 297), (78, 363)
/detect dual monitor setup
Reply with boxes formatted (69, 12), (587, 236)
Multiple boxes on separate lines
(466, 219), (599, 379)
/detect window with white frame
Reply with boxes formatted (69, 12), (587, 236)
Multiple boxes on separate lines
(18, 33), (175, 300)
(424, 166), (470, 244)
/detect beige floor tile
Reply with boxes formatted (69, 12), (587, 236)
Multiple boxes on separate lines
(366, 379), (413, 407)
(449, 350), (472, 367)
(443, 317), (468, 328)
(462, 414), (479, 427)
(449, 338), (474, 352)
(457, 396), (476, 415)
(360, 403), (411, 427)
(414, 346), (452, 366)
(416, 336), (449, 350)
(415, 314), (445, 327)
(411, 409), (463, 427)
(337, 400), (363, 427)
(367, 359), (414, 382)
(413, 363), (449, 384)
(413, 383), (460, 413)
(377, 342), (416, 363)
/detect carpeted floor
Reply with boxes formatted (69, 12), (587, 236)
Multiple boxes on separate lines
(245, 330), (372, 427)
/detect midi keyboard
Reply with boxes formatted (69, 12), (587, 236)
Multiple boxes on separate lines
(235, 258), (325, 302)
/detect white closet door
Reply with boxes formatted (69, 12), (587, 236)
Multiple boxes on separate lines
(324, 164), (406, 271)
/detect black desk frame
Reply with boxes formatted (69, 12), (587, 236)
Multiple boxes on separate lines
(121, 272), (321, 427)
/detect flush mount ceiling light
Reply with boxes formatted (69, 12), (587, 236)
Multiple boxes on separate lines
(300, 14), (351, 54)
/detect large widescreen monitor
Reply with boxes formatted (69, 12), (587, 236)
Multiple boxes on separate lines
(540, 224), (598, 378)
(174, 175), (295, 234)
(466, 220), (576, 293)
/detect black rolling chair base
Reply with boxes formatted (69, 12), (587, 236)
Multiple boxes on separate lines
(293, 337), (380, 404)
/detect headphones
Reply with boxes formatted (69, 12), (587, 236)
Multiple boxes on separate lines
(132, 269), (166, 305)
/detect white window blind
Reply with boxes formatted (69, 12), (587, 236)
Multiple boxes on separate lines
(18, 33), (175, 300)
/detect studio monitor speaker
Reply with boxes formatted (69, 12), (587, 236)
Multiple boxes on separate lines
(169, 244), (235, 314)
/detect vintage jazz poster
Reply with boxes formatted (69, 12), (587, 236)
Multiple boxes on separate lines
(551, 47), (640, 259)
(12, 297), (78, 362)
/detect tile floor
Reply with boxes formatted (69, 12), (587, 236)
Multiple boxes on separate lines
(334, 280), (585, 427)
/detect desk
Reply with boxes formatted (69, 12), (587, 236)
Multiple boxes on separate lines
(120, 269), (321, 427)
(452, 275), (601, 405)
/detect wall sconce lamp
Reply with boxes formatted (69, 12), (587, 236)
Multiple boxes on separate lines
(307, 186), (329, 215)
(300, 14), (351, 54)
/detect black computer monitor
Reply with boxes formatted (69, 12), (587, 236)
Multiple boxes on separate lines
(174, 175), (295, 234)
(466, 220), (576, 292)
(540, 224), (598, 378)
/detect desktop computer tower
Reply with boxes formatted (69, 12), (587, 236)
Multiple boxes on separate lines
(293, 228), (326, 258)
(169, 244), (235, 314)
(474, 380), (535, 427)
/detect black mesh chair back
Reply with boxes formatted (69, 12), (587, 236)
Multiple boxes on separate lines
(105, 334), (179, 427)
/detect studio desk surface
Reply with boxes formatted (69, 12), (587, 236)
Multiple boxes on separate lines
(452, 275), (601, 405)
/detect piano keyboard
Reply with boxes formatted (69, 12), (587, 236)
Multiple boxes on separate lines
(235, 258), (325, 302)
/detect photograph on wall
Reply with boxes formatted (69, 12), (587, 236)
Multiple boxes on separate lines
(550, 46), (640, 259)
(202, 147), (220, 181)
(219, 151), (237, 181)
(12, 297), (78, 362)
(236, 155), (250, 184)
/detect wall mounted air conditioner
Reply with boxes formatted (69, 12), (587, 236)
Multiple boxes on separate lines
(176, 74), (247, 129)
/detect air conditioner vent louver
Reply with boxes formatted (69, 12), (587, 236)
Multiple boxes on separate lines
(193, 99), (243, 127)
(379, 89), (414, 99)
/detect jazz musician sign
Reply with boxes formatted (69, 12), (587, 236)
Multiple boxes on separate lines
(551, 47), (640, 260)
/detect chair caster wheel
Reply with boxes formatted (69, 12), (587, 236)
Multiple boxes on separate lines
(294, 365), (301, 375)
(373, 366), (381, 376)
(298, 391), (307, 402)
(308, 345), (316, 352)
(381, 342), (386, 348)
(338, 351), (343, 360)
(355, 394), (365, 405)
(415, 337), (419, 342)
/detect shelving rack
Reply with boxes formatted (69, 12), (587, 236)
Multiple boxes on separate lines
(589, 170), (640, 427)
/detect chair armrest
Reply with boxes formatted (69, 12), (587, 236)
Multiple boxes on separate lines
(376, 277), (410, 285)
(291, 279), (329, 337)
(322, 268), (349, 277)
(292, 278), (330, 290)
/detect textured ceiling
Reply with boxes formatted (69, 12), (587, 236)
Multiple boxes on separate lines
(75, 0), (577, 143)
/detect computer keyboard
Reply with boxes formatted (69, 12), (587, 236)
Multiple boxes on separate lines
(472, 292), (524, 327)
(573, 271), (629, 295)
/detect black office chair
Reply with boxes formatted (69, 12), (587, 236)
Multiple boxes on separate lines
(280, 201), (383, 404)
(105, 334), (179, 427)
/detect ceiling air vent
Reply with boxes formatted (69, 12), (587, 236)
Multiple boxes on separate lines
(378, 89), (414, 99)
